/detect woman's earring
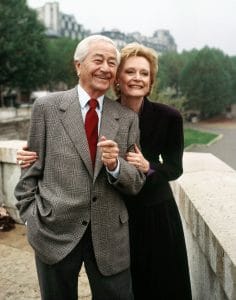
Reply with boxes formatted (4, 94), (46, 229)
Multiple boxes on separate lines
(115, 82), (120, 94)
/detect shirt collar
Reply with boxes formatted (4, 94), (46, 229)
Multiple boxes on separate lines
(77, 84), (104, 110)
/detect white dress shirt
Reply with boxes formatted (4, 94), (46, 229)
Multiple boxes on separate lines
(77, 85), (120, 177)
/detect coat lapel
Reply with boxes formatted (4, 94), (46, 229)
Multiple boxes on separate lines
(93, 97), (120, 182)
(59, 88), (93, 177)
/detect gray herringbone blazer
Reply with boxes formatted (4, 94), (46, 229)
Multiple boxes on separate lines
(14, 87), (145, 276)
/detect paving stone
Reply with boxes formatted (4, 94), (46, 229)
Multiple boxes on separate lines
(0, 224), (91, 299)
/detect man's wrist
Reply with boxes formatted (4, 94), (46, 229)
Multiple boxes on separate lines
(106, 159), (120, 178)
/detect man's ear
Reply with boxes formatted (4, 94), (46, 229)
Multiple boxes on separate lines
(74, 61), (80, 77)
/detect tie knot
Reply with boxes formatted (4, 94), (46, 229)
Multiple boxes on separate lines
(89, 99), (98, 109)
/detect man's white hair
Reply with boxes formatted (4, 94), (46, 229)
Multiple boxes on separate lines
(74, 35), (120, 64)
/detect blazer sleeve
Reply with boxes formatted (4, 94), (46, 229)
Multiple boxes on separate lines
(14, 99), (46, 222)
(146, 111), (184, 185)
(108, 112), (146, 195)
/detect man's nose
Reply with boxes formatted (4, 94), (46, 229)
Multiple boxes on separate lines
(100, 61), (110, 71)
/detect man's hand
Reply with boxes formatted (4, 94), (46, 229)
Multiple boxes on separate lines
(97, 136), (119, 171)
(16, 143), (38, 169)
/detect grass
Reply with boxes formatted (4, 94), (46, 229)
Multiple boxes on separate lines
(184, 128), (218, 148)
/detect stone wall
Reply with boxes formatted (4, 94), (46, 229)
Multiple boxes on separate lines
(0, 107), (31, 140)
(171, 152), (236, 300)
(0, 140), (26, 221)
(0, 142), (235, 299)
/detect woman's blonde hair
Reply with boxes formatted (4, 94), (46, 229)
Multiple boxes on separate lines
(115, 42), (158, 96)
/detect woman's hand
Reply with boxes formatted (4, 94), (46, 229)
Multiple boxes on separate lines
(126, 144), (150, 173)
(16, 143), (38, 169)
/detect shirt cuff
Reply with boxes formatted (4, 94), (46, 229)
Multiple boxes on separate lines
(106, 159), (120, 179)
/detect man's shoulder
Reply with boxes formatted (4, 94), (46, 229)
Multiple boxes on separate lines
(34, 88), (76, 107)
(105, 97), (137, 118)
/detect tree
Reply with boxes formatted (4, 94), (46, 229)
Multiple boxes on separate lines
(180, 47), (231, 118)
(228, 56), (236, 104)
(157, 49), (199, 95)
(46, 38), (78, 90)
(0, 0), (49, 93)
(157, 52), (183, 94)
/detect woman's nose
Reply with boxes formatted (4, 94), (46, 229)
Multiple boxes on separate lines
(133, 72), (141, 80)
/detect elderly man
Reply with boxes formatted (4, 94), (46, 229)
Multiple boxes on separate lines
(14, 35), (145, 300)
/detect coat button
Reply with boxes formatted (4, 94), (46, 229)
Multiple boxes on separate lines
(82, 220), (88, 226)
(92, 197), (97, 202)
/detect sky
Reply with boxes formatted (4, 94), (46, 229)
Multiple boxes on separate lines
(27, 0), (236, 56)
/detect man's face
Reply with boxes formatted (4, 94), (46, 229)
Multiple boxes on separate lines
(75, 41), (118, 98)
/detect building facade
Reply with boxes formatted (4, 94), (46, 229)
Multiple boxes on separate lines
(32, 2), (176, 53)
(35, 2), (87, 39)
(98, 29), (177, 53)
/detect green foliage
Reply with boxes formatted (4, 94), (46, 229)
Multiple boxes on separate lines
(157, 51), (183, 94)
(184, 128), (218, 148)
(180, 47), (232, 118)
(105, 87), (116, 100)
(0, 0), (49, 91)
(157, 49), (198, 96)
(151, 87), (187, 115)
(46, 37), (79, 90)
(155, 48), (236, 119)
(228, 56), (236, 104)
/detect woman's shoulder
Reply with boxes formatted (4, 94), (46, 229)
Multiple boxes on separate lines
(145, 98), (182, 119)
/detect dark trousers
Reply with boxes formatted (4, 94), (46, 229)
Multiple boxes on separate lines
(35, 225), (133, 300)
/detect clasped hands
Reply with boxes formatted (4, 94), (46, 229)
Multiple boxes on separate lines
(97, 136), (150, 173)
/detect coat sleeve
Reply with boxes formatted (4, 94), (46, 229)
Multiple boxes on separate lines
(146, 111), (184, 186)
(14, 99), (46, 222)
(108, 112), (146, 195)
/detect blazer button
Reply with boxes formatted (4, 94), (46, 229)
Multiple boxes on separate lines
(92, 197), (97, 202)
(82, 220), (88, 226)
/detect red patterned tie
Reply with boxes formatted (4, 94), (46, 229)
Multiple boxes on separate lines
(85, 99), (98, 168)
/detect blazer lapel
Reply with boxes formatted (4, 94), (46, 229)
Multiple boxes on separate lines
(94, 97), (120, 181)
(59, 88), (93, 177)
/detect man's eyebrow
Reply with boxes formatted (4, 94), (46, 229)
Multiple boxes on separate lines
(92, 53), (117, 60)
(92, 53), (103, 58)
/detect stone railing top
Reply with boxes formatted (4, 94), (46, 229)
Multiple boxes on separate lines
(180, 152), (236, 264)
(173, 152), (236, 299)
(0, 140), (26, 164)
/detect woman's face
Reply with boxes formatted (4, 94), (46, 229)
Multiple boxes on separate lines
(118, 56), (151, 98)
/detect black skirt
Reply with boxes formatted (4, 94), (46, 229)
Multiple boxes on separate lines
(125, 196), (192, 300)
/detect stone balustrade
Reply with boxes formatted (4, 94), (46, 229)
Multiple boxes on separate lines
(0, 106), (31, 119)
(0, 140), (26, 222)
(0, 107), (31, 140)
(171, 152), (236, 300)
(0, 141), (235, 299)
